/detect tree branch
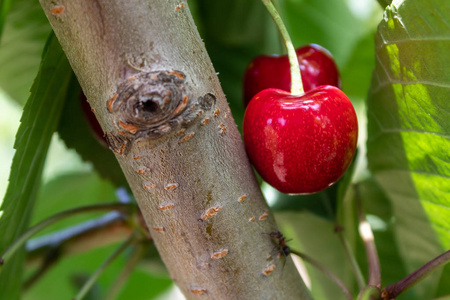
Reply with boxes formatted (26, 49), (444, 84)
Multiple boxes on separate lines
(26, 211), (133, 268)
(0, 203), (130, 268)
(39, 1), (311, 298)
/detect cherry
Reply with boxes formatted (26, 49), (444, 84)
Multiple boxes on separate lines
(80, 92), (107, 147)
(243, 44), (341, 107)
(243, 86), (358, 194)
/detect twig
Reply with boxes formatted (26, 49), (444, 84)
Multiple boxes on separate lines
(104, 242), (146, 300)
(323, 191), (366, 290)
(0, 202), (132, 270)
(335, 228), (366, 289)
(382, 250), (450, 299)
(26, 211), (132, 265)
(24, 246), (61, 290)
(358, 285), (381, 300)
(23, 211), (134, 289)
(355, 185), (381, 287)
(290, 249), (353, 300)
(73, 233), (136, 300)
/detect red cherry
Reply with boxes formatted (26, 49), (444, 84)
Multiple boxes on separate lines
(243, 44), (341, 106)
(243, 86), (358, 194)
(80, 92), (108, 147)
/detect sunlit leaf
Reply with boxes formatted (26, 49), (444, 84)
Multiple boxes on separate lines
(367, 0), (450, 298)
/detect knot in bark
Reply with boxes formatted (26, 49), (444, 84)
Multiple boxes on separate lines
(108, 70), (197, 138)
(105, 70), (216, 156)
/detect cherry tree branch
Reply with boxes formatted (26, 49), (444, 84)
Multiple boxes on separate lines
(38, 1), (311, 298)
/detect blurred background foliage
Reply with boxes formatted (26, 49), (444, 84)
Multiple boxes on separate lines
(0, 0), (449, 299)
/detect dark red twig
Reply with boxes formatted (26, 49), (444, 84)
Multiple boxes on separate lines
(382, 250), (450, 299)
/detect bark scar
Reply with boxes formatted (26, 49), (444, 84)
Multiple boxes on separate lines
(105, 70), (216, 154)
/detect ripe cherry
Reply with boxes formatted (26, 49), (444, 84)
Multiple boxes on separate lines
(80, 92), (107, 147)
(243, 86), (358, 194)
(243, 44), (341, 107)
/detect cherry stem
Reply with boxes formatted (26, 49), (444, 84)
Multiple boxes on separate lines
(72, 233), (136, 300)
(382, 249), (450, 299)
(0, 202), (131, 271)
(290, 249), (353, 300)
(261, 0), (304, 95)
(336, 229), (366, 289)
(355, 185), (381, 287)
(321, 195), (366, 290)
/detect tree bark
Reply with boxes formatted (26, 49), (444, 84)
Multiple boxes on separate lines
(39, 0), (311, 299)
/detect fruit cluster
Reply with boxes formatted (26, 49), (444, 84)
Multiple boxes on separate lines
(243, 45), (358, 194)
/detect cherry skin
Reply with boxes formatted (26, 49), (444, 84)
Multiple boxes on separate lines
(80, 92), (108, 147)
(243, 44), (341, 107)
(243, 86), (358, 194)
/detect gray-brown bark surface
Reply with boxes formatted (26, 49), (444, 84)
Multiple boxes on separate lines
(39, 0), (311, 298)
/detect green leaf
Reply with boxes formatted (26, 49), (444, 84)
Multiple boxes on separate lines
(0, 0), (51, 105)
(340, 33), (377, 101)
(367, 0), (450, 298)
(0, 33), (72, 299)
(378, 0), (392, 9)
(0, 0), (12, 38)
(277, 212), (356, 300)
(24, 243), (172, 300)
(57, 81), (127, 186)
